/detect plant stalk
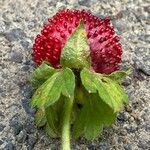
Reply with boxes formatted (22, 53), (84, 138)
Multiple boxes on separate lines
(61, 97), (73, 150)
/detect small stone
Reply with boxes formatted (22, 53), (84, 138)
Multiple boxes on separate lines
(124, 144), (133, 150)
(0, 87), (3, 93)
(0, 140), (4, 145)
(27, 20), (37, 30)
(26, 135), (37, 150)
(144, 6), (150, 13)
(117, 112), (126, 123)
(25, 119), (36, 134)
(66, 0), (78, 5)
(0, 111), (4, 118)
(4, 142), (16, 150)
(125, 105), (132, 113)
(120, 129), (127, 136)
(127, 126), (138, 133)
(9, 117), (23, 135)
(0, 21), (6, 34)
(138, 140), (150, 149)
(113, 20), (127, 34)
(134, 47), (150, 76)
(138, 34), (150, 43)
(21, 85), (32, 99)
(21, 65), (30, 71)
(20, 40), (30, 50)
(16, 130), (27, 143)
(145, 123), (150, 132)
(9, 52), (23, 63)
(122, 77), (131, 86)
(78, 0), (91, 7)
(5, 28), (26, 42)
(21, 98), (36, 116)
(0, 124), (6, 132)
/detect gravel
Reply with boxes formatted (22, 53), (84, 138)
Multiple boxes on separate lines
(1, 0), (150, 149)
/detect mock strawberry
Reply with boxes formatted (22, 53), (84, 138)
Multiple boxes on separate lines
(33, 9), (122, 74)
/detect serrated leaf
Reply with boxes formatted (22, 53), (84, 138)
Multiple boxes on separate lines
(80, 68), (129, 112)
(60, 21), (91, 69)
(106, 70), (131, 82)
(45, 123), (59, 138)
(61, 68), (75, 98)
(44, 95), (66, 138)
(73, 90), (116, 140)
(31, 72), (62, 107)
(31, 68), (75, 108)
(45, 106), (59, 136)
(31, 62), (56, 89)
(35, 108), (46, 127)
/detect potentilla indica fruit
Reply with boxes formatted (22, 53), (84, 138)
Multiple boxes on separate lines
(33, 9), (122, 74)
(31, 9), (129, 150)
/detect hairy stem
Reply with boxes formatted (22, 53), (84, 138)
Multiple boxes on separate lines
(61, 97), (73, 150)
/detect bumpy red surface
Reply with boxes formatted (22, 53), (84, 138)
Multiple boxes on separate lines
(33, 9), (122, 74)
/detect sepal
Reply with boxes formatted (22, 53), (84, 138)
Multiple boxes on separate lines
(31, 67), (75, 108)
(80, 68), (129, 112)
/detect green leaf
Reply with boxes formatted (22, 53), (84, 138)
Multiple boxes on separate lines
(31, 72), (62, 107)
(31, 68), (75, 108)
(106, 70), (131, 82)
(31, 62), (56, 89)
(35, 108), (46, 127)
(45, 106), (59, 136)
(61, 68), (75, 98)
(45, 123), (59, 138)
(80, 68), (129, 112)
(45, 95), (67, 138)
(73, 90), (116, 140)
(60, 21), (91, 69)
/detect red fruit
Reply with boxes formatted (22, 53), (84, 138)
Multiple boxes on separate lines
(33, 9), (122, 74)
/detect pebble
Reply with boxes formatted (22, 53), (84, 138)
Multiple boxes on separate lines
(26, 135), (37, 150)
(0, 124), (6, 132)
(0, 21), (6, 34)
(124, 144), (133, 150)
(117, 113), (127, 123)
(120, 129), (127, 136)
(9, 52), (23, 63)
(27, 20), (37, 30)
(16, 130), (27, 143)
(78, 0), (91, 6)
(9, 117), (23, 135)
(25, 119), (36, 134)
(134, 47), (150, 76)
(4, 28), (26, 42)
(10, 52), (23, 63)
(20, 40), (30, 50)
(138, 140), (150, 149)
(21, 98), (36, 116)
(0, 111), (5, 119)
(0, 140), (4, 145)
(4, 142), (16, 150)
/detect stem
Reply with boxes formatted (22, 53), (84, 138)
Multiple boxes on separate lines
(61, 97), (73, 150)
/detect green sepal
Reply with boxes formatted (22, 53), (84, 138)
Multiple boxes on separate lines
(45, 106), (60, 137)
(45, 123), (59, 138)
(73, 89), (116, 140)
(60, 21), (91, 69)
(80, 68), (129, 112)
(31, 67), (75, 108)
(31, 62), (56, 89)
(35, 108), (46, 127)
(106, 69), (132, 82)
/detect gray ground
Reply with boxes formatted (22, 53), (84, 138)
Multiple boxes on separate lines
(0, 0), (150, 149)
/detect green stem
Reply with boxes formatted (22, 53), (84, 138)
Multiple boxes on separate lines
(61, 97), (73, 150)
